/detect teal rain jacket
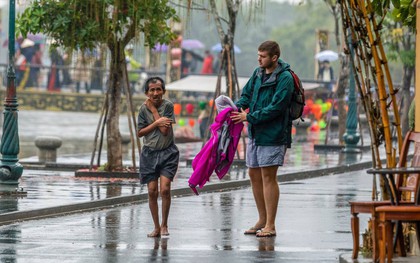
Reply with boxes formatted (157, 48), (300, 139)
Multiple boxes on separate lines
(236, 59), (294, 147)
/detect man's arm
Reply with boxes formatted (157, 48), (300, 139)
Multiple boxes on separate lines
(137, 101), (172, 137)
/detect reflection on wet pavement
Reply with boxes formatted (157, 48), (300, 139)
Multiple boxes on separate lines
(0, 171), (374, 262)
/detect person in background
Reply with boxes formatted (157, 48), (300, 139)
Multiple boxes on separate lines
(137, 77), (179, 238)
(212, 51), (223, 73)
(317, 60), (334, 92)
(47, 47), (63, 92)
(231, 40), (294, 238)
(62, 51), (73, 86)
(73, 53), (91, 94)
(90, 57), (104, 93)
(201, 50), (214, 74)
(198, 107), (210, 139)
(28, 44), (43, 88)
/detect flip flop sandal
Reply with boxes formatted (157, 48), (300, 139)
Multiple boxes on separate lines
(147, 232), (161, 238)
(256, 231), (276, 238)
(244, 227), (262, 235)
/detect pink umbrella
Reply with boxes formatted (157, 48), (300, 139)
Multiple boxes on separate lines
(182, 39), (204, 49)
(153, 39), (205, 52)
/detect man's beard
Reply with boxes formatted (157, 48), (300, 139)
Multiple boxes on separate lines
(263, 60), (277, 69)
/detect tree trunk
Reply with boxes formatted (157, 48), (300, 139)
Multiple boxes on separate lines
(400, 65), (414, 136)
(106, 46), (124, 171)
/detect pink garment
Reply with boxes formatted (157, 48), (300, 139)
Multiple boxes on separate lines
(188, 107), (244, 195)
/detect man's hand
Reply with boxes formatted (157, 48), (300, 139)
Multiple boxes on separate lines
(155, 116), (172, 127)
(230, 108), (247, 124)
(145, 99), (157, 113)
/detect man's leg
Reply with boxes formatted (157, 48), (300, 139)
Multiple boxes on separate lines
(260, 165), (279, 233)
(160, 176), (172, 236)
(248, 167), (267, 230)
(147, 180), (161, 237)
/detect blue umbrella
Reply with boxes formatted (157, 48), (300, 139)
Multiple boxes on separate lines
(211, 43), (241, 54)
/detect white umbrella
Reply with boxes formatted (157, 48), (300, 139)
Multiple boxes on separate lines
(315, 50), (339, 62)
(20, 38), (35, 48)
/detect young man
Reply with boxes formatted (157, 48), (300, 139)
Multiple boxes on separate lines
(137, 77), (179, 238)
(231, 40), (294, 237)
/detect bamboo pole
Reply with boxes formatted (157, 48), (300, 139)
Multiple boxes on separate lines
(358, 0), (394, 168)
(366, 1), (402, 153)
(226, 44), (233, 98)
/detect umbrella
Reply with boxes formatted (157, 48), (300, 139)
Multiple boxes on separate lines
(20, 38), (35, 48)
(211, 43), (241, 54)
(26, 33), (46, 44)
(182, 39), (205, 49)
(153, 43), (168, 52)
(315, 50), (338, 62)
(153, 39), (205, 53)
(182, 48), (203, 62)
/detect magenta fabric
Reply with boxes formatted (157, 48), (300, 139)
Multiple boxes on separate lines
(188, 107), (244, 194)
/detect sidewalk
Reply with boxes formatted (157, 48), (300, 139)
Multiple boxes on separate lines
(0, 111), (417, 262)
(0, 166), (418, 262)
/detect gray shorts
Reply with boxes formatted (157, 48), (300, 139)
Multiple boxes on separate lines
(140, 144), (179, 184)
(246, 138), (287, 168)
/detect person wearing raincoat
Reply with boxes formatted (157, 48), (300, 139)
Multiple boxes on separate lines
(231, 40), (294, 238)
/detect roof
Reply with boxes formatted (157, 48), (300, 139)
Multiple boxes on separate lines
(165, 74), (326, 93)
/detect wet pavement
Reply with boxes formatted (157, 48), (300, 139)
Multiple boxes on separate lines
(0, 111), (417, 262)
(0, 170), (419, 262)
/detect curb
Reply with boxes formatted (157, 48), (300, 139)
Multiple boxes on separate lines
(0, 159), (374, 226)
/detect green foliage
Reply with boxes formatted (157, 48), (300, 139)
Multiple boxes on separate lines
(17, 0), (179, 51)
(270, 1), (336, 79)
(390, 0), (416, 29)
(382, 2), (415, 69)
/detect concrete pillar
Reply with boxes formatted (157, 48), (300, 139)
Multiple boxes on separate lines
(293, 118), (311, 136)
(121, 133), (131, 154)
(34, 136), (62, 163)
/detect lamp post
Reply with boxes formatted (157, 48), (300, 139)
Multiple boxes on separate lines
(343, 31), (361, 153)
(0, 0), (23, 190)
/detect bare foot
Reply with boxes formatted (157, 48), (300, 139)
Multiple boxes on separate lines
(160, 226), (169, 236)
(147, 228), (161, 238)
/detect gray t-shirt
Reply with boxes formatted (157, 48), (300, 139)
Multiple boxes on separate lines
(137, 99), (176, 150)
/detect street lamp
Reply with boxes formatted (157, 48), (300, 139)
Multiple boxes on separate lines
(0, 0), (23, 190)
(343, 30), (361, 153)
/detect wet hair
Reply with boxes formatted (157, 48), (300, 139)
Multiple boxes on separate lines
(144, 76), (165, 93)
(258, 40), (281, 59)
